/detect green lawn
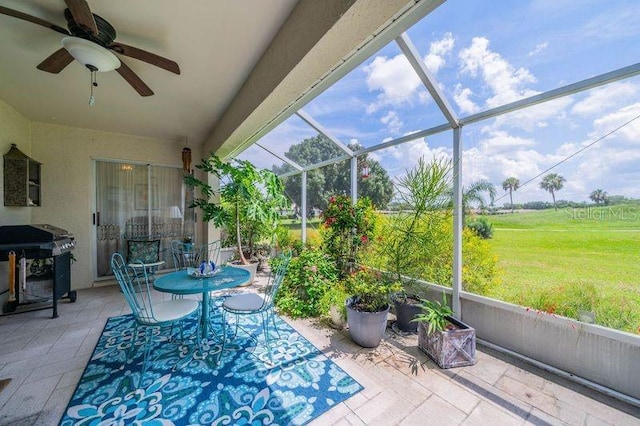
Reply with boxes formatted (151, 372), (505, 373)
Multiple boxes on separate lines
(486, 205), (640, 333)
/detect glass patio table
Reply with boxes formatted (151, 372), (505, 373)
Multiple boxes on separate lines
(153, 266), (251, 340)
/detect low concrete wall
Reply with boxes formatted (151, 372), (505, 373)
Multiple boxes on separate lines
(458, 291), (640, 401)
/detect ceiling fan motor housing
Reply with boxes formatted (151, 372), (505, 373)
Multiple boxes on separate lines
(64, 8), (116, 46)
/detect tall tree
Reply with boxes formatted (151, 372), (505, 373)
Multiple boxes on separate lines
(272, 135), (394, 210)
(589, 189), (608, 205)
(502, 177), (520, 213)
(540, 173), (565, 211)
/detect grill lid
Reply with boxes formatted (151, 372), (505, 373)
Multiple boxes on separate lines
(0, 224), (70, 244)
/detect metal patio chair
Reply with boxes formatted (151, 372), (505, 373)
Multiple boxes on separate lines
(111, 252), (200, 387)
(220, 251), (292, 365)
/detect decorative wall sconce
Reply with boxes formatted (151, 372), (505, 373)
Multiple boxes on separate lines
(182, 147), (192, 174)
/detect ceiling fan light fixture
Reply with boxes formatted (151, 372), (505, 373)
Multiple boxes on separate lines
(61, 36), (120, 72)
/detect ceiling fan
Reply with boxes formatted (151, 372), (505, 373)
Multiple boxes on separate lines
(0, 0), (180, 97)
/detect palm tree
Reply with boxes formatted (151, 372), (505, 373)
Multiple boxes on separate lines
(502, 177), (520, 213)
(463, 180), (497, 213)
(539, 173), (565, 211)
(589, 189), (608, 205)
(446, 180), (496, 224)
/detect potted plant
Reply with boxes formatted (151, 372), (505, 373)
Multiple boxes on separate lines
(185, 154), (289, 282)
(345, 268), (401, 347)
(391, 290), (423, 333)
(412, 292), (476, 368)
(319, 281), (350, 329)
(377, 157), (453, 332)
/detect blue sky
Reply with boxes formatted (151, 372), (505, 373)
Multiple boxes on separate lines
(239, 0), (640, 205)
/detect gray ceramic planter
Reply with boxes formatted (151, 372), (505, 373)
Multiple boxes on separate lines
(346, 297), (390, 348)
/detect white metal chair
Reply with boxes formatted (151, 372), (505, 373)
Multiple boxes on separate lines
(171, 240), (221, 270)
(220, 252), (291, 365)
(111, 252), (200, 387)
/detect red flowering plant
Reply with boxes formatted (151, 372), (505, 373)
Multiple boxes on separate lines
(320, 195), (375, 277)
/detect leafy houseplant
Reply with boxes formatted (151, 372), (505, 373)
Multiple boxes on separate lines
(412, 293), (454, 334)
(344, 268), (401, 348)
(185, 154), (289, 266)
(412, 292), (476, 369)
(346, 268), (401, 313)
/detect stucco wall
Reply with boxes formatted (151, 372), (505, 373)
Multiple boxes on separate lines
(0, 99), (32, 305)
(0, 98), (32, 226)
(28, 122), (196, 289)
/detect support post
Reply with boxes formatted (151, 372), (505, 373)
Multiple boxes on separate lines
(452, 127), (462, 318)
(350, 156), (357, 203)
(301, 170), (307, 244)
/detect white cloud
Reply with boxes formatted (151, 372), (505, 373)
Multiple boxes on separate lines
(459, 101), (640, 204)
(364, 33), (454, 113)
(424, 32), (455, 74)
(477, 130), (536, 154)
(458, 37), (538, 108)
(572, 82), (639, 116)
(590, 102), (640, 143)
(370, 138), (451, 180)
(380, 111), (403, 134)
(528, 42), (548, 57)
(463, 146), (544, 189)
(490, 96), (574, 132)
(364, 54), (421, 113)
(453, 83), (480, 114)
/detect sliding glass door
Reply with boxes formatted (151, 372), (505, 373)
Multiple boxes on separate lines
(95, 160), (194, 278)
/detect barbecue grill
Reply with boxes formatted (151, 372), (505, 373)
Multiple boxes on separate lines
(0, 224), (76, 318)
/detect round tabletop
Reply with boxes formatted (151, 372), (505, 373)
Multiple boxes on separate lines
(128, 260), (165, 269)
(153, 266), (251, 295)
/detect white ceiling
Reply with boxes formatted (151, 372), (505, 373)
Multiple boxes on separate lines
(0, 0), (299, 146)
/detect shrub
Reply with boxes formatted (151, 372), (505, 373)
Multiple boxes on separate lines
(462, 228), (501, 294)
(320, 195), (375, 276)
(466, 216), (493, 239)
(364, 213), (500, 297)
(275, 248), (338, 318)
(273, 225), (292, 252)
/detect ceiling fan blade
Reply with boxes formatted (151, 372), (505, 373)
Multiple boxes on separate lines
(110, 42), (180, 75)
(64, 0), (98, 35)
(0, 6), (69, 35)
(116, 61), (154, 97)
(36, 48), (74, 73)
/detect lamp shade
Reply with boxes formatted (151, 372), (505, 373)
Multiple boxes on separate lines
(61, 36), (121, 72)
(168, 206), (182, 219)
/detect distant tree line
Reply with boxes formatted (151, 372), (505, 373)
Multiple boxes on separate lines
(501, 196), (640, 211)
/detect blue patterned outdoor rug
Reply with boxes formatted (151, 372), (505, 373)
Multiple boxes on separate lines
(60, 299), (362, 425)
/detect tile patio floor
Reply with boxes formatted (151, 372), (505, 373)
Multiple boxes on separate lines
(0, 271), (639, 425)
